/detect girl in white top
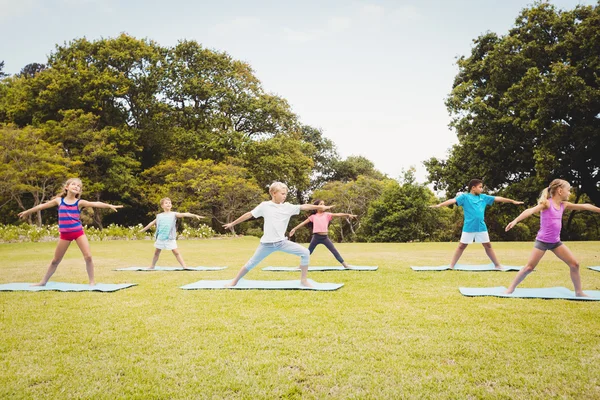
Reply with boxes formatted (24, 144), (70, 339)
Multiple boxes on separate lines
(140, 197), (204, 269)
(223, 182), (332, 287)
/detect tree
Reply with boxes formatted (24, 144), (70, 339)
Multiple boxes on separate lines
(0, 124), (76, 226)
(426, 3), (600, 208)
(18, 63), (46, 78)
(331, 155), (386, 182)
(0, 61), (7, 78)
(358, 169), (452, 242)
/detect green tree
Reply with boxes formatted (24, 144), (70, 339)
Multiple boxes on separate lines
(331, 155), (386, 182)
(0, 124), (76, 226)
(426, 3), (600, 211)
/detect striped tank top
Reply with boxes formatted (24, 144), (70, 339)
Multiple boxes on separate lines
(58, 198), (83, 234)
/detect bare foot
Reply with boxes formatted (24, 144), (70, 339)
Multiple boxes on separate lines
(449, 266), (455, 270)
(30, 282), (47, 287)
(503, 289), (514, 294)
(576, 292), (590, 298)
(89, 281), (96, 286)
(343, 264), (351, 269)
(147, 267), (155, 270)
(301, 279), (313, 288)
(494, 265), (503, 270)
(224, 281), (237, 288)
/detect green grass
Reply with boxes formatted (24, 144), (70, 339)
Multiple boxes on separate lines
(1, 237), (600, 399)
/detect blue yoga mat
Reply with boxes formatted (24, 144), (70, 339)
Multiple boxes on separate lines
(588, 266), (600, 272)
(180, 279), (343, 291)
(459, 286), (600, 301)
(262, 266), (378, 272)
(0, 282), (136, 292)
(411, 263), (523, 271)
(116, 266), (227, 271)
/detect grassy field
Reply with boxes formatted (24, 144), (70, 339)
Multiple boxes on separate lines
(1, 237), (600, 399)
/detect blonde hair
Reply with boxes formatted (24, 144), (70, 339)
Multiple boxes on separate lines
(269, 182), (288, 195)
(56, 178), (83, 199)
(160, 197), (171, 206)
(538, 179), (570, 209)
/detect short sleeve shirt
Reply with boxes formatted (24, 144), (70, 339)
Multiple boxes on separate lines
(455, 193), (495, 232)
(251, 201), (301, 243)
(308, 212), (333, 233)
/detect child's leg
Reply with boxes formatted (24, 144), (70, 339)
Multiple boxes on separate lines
(504, 248), (546, 294)
(551, 244), (587, 297)
(321, 237), (347, 267)
(225, 244), (273, 287)
(32, 239), (72, 286)
(482, 242), (501, 268)
(74, 234), (95, 285)
(449, 243), (468, 268)
(150, 249), (161, 269)
(278, 241), (311, 287)
(307, 235), (319, 254)
(171, 249), (187, 268)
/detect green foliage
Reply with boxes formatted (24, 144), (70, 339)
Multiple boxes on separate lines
(427, 3), (600, 208)
(331, 155), (386, 182)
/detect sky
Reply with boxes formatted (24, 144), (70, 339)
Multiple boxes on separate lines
(0, 0), (596, 184)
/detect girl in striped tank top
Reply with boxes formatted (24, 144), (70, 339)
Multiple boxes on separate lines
(18, 178), (123, 286)
(504, 179), (600, 297)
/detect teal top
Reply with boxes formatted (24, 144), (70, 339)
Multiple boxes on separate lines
(155, 212), (177, 240)
(456, 193), (495, 232)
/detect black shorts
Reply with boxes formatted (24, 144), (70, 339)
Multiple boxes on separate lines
(534, 240), (563, 251)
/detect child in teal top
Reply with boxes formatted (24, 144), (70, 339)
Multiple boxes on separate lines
(431, 179), (523, 269)
(140, 197), (204, 269)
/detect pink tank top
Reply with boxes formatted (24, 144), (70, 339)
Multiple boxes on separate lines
(536, 201), (564, 243)
(309, 212), (333, 233)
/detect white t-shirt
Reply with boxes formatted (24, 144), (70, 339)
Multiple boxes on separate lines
(251, 201), (301, 243)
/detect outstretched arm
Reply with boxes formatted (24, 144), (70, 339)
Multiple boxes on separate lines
(175, 212), (204, 220)
(494, 196), (524, 205)
(223, 211), (253, 230)
(79, 200), (123, 212)
(300, 204), (333, 212)
(430, 198), (456, 208)
(564, 202), (600, 213)
(140, 219), (156, 233)
(18, 197), (61, 218)
(289, 218), (311, 237)
(330, 213), (357, 218)
(505, 204), (544, 231)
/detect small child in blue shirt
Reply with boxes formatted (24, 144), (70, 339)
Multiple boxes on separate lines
(431, 179), (523, 269)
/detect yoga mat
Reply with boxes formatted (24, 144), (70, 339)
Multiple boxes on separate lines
(0, 282), (136, 292)
(262, 266), (378, 271)
(115, 266), (227, 271)
(180, 278), (343, 291)
(411, 263), (523, 271)
(588, 266), (600, 272)
(459, 286), (600, 301)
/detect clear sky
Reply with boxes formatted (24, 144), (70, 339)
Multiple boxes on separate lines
(0, 0), (595, 183)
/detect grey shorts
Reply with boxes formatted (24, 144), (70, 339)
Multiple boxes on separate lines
(534, 240), (563, 251)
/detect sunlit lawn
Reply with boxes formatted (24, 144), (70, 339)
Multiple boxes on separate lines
(1, 237), (599, 399)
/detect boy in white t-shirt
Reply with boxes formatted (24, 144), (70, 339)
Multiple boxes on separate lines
(223, 182), (332, 287)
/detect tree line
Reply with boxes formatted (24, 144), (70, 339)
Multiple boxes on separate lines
(1, 2), (598, 242)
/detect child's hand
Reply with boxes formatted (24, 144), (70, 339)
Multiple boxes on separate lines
(289, 229), (296, 237)
(505, 221), (517, 231)
(223, 222), (234, 230)
(323, 205), (334, 210)
(348, 214), (357, 219)
(109, 205), (124, 212)
(18, 210), (30, 219)
(195, 215), (205, 220)
(429, 204), (440, 208)
(513, 200), (524, 205)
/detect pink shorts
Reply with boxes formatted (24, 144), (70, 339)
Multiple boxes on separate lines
(59, 230), (85, 241)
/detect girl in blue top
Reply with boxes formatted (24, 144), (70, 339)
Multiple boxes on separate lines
(140, 197), (204, 269)
(431, 179), (523, 269)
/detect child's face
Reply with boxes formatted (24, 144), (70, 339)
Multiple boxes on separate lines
(66, 181), (82, 195)
(558, 185), (571, 200)
(471, 183), (484, 194)
(161, 200), (172, 211)
(271, 189), (288, 204)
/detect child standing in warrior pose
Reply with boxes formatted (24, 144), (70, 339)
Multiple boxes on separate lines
(17, 178), (122, 286)
(504, 179), (600, 296)
(222, 182), (332, 287)
(140, 197), (204, 270)
(289, 200), (357, 268)
(430, 178), (523, 269)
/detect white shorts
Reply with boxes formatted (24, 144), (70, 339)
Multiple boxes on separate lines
(154, 239), (178, 250)
(460, 231), (490, 244)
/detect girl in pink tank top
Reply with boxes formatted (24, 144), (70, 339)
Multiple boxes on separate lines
(289, 200), (357, 268)
(504, 179), (600, 297)
(18, 177), (123, 287)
